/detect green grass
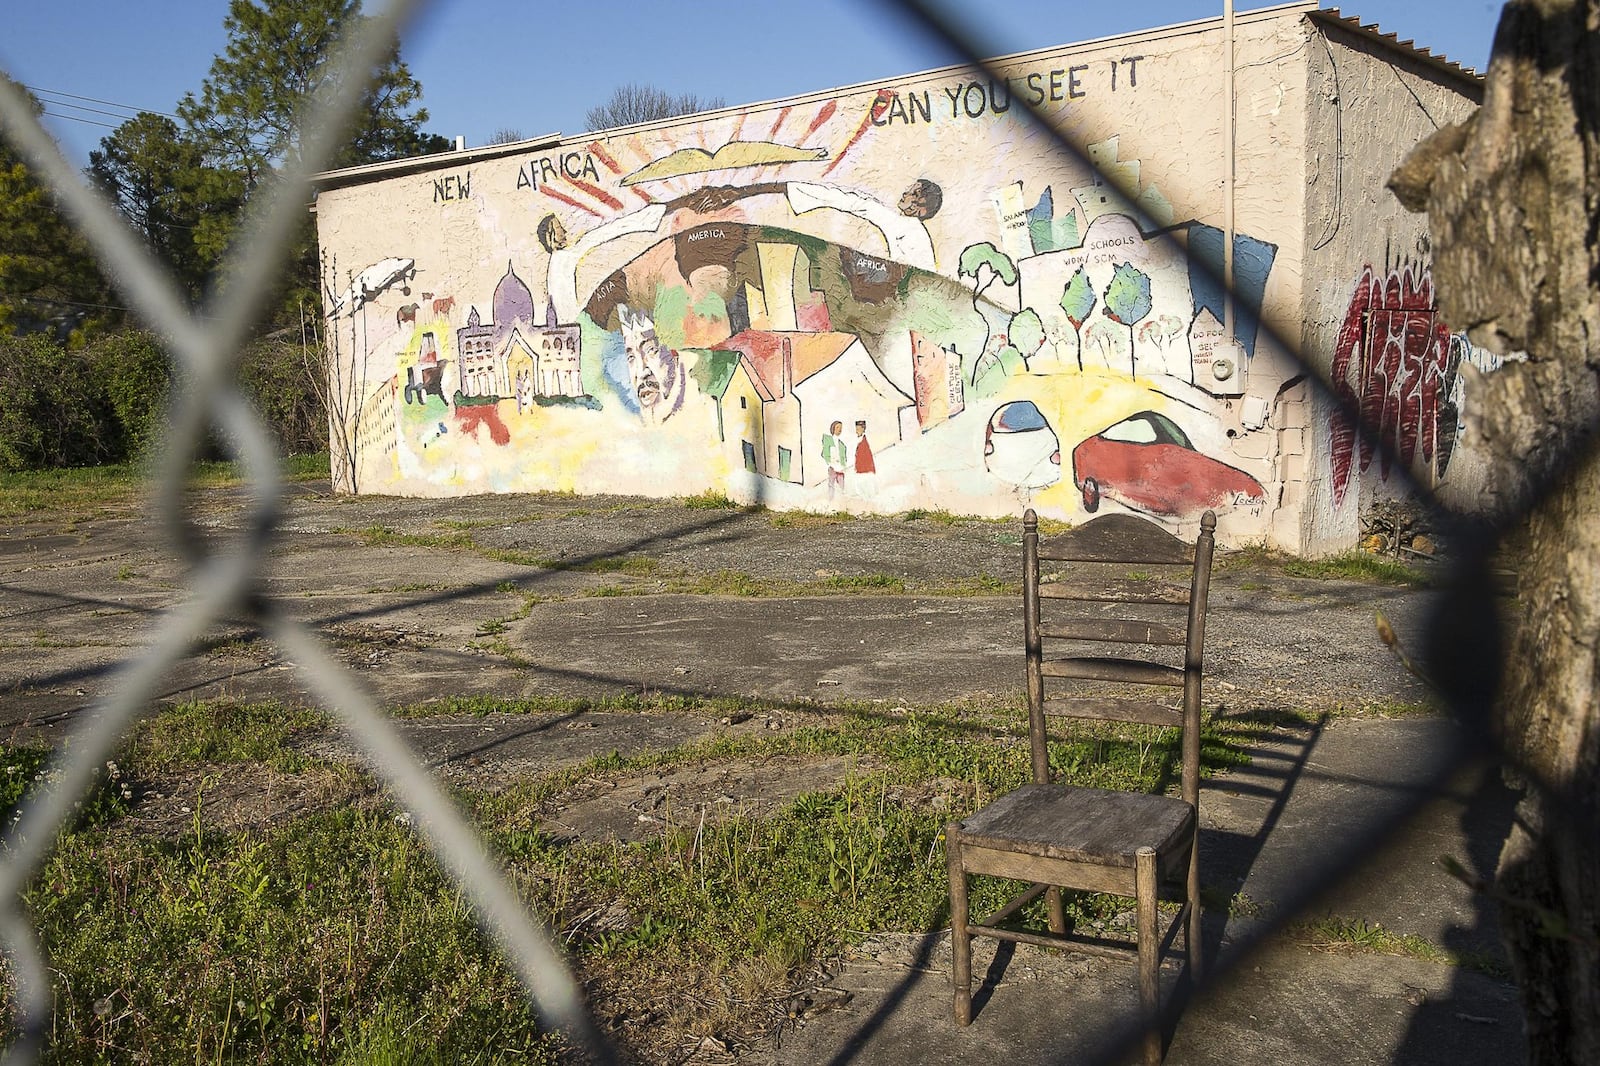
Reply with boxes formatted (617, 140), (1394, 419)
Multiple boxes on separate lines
(1282, 551), (1430, 586)
(820, 573), (906, 592)
(1219, 542), (1430, 587)
(2, 696), (1259, 1060)
(122, 701), (330, 774)
(20, 808), (564, 1063)
(0, 745), (134, 832)
(1295, 916), (1509, 977)
(0, 464), (146, 519)
(187, 452), (331, 486)
(0, 455), (328, 521)
(903, 508), (963, 526)
(681, 490), (743, 510)
(768, 510), (854, 529)
(336, 525), (475, 551)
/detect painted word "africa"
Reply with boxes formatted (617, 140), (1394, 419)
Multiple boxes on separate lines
(516, 152), (601, 191)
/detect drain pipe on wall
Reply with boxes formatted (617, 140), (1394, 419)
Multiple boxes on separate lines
(1223, 0), (1236, 349)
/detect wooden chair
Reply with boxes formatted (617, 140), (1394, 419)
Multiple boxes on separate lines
(945, 508), (1217, 1064)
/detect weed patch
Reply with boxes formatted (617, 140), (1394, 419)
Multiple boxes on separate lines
(0, 745), (134, 831)
(1294, 915), (1509, 977)
(124, 701), (329, 774)
(822, 573), (906, 592)
(681, 490), (742, 510)
(335, 525), (475, 552)
(1283, 552), (1430, 586)
(16, 809), (563, 1062)
(769, 510), (853, 529)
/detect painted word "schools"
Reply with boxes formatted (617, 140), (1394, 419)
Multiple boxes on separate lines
(517, 152), (602, 191)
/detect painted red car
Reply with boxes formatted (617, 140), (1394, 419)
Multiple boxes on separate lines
(1071, 410), (1266, 516)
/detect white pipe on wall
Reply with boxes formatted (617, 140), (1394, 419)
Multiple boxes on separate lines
(1223, 0), (1236, 343)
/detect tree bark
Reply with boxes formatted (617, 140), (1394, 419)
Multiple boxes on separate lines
(1389, 3), (1600, 1062)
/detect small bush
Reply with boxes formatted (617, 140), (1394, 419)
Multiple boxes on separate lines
(87, 330), (172, 458)
(0, 333), (123, 470)
(0, 329), (327, 471)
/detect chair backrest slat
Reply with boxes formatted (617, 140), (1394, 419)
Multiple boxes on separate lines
(1041, 696), (1182, 727)
(1035, 513), (1196, 566)
(1040, 618), (1187, 646)
(1038, 579), (1191, 606)
(1041, 657), (1185, 686)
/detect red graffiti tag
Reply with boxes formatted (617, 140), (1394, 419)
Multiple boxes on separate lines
(1329, 262), (1452, 508)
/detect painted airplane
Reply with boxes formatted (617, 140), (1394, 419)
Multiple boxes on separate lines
(326, 257), (417, 317)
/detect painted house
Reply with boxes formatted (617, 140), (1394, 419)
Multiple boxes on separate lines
(716, 329), (917, 484)
(312, 2), (1491, 553)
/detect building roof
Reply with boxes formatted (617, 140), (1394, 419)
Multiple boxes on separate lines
(311, 3), (1482, 195)
(722, 331), (859, 398)
(1310, 7), (1484, 86)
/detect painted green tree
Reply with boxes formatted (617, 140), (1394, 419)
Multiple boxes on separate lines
(1101, 261), (1153, 376)
(1059, 266), (1097, 371)
(957, 242), (1018, 385)
(1008, 307), (1045, 365)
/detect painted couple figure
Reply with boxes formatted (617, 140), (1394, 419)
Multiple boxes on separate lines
(823, 420), (875, 501)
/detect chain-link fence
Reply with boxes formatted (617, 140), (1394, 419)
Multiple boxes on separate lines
(0, 1), (1577, 1062)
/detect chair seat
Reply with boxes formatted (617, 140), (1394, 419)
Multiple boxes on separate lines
(954, 783), (1194, 866)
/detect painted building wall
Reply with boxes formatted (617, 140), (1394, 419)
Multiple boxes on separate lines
(312, 3), (1480, 551)
(1299, 17), (1487, 554)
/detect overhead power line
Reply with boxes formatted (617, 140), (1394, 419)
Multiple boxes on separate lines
(0, 291), (137, 315)
(40, 98), (151, 123)
(23, 84), (179, 121)
(40, 109), (119, 131)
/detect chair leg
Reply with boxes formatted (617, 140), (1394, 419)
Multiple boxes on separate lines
(947, 832), (972, 1026)
(1046, 886), (1066, 934)
(1187, 844), (1203, 982)
(1135, 846), (1161, 1066)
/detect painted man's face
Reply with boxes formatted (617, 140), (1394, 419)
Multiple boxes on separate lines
(626, 325), (669, 412)
(898, 181), (931, 219)
(540, 215), (568, 253)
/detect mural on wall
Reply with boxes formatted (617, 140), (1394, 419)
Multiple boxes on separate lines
(322, 47), (1299, 526)
(1328, 260), (1503, 508)
(1071, 410), (1266, 516)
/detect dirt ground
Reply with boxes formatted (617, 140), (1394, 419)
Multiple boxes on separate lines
(1, 479), (1437, 737)
(1, 479), (1440, 849)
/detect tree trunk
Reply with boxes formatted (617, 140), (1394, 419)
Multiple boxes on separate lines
(1389, 3), (1600, 1062)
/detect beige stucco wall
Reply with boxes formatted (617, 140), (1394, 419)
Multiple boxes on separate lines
(312, 2), (1472, 551)
(1298, 19), (1484, 554)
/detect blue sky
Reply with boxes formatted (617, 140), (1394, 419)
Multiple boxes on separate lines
(1, 1), (1505, 167)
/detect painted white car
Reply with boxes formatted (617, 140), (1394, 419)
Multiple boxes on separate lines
(984, 400), (1062, 489)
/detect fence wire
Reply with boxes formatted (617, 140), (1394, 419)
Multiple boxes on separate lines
(0, 0), (1576, 1062)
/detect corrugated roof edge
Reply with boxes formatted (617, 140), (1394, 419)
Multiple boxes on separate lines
(1310, 7), (1486, 87)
